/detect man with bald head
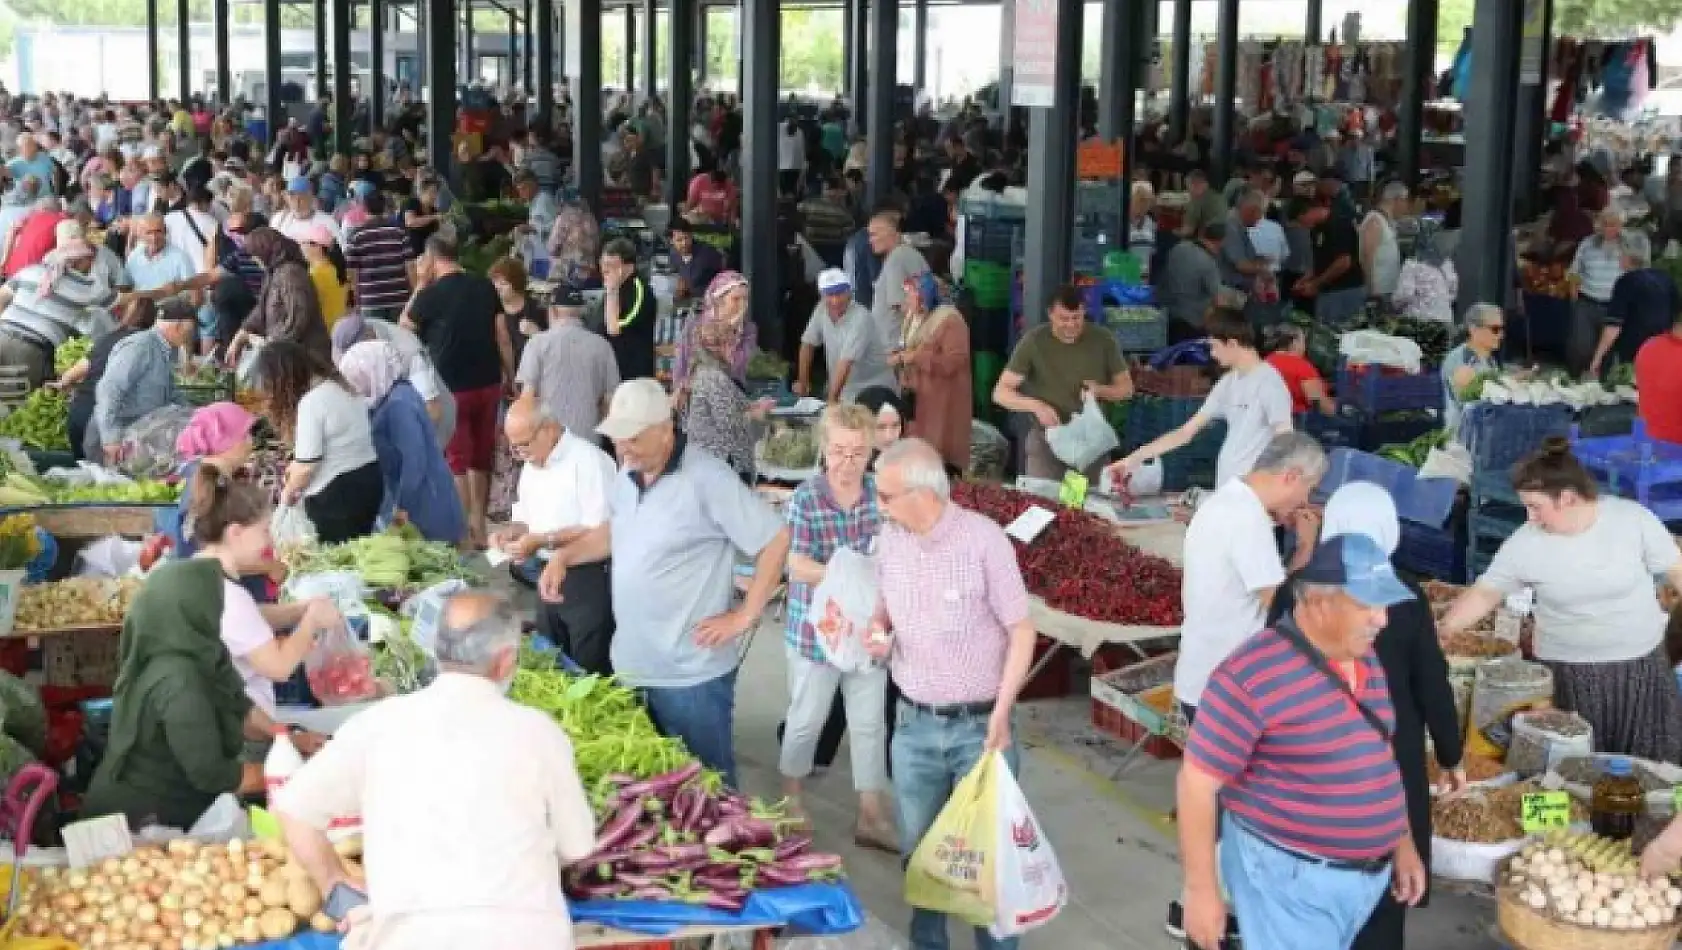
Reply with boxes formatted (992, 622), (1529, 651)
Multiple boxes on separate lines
(490, 396), (619, 674)
(274, 591), (597, 948)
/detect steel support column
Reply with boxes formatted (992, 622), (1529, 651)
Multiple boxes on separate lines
(264, 0), (281, 142)
(370, 0), (386, 129)
(415, 0), (427, 97)
(464, 8), (476, 83)
(425, 0), (457, 179)
(177, 0), (191, 101)
(568, 0), (604, 200)
(524, 0), (535, 91)
(1460, 0), (1523, 311)
(912, 0), (927, 92)
(1167, 0), (1191, 143)
(625, 8), (637, 91)
(995, 0), (1012, 129)
(850, 0), (869, 132)
(1305, 0), (1323, 42)
(146, 0), (160, 102)
(697, 4), (709, 84)
(537, 0), (556, 126)
(508, 14), (520, 91)
(742, 0), (781, 351)
(643, 0), (658, 98)
(865, 0), (896, 209)
(1396, 0), (1437, 187)
(314, 0), (328, 99)
(841, 1), (853, 96)
(213, 0), (231, 104)
(1512, 0), (1553, 219)
(332, 0), (353, 154)
(1210, 0), (1239, 184)
(669, 0), (695, 198)
(1099, 0), (1144, 245)
(1021, 0), (1081, 325)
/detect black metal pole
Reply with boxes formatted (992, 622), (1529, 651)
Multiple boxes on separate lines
(1512, 0), (1553, 219)
(147, 0), (161, 103)
(177, 0), (191, 101)
(912, 0), (926, 93)
(643, 0), (657, 99)
(1305, 0), (1322, 41)
(1167, 0), (1190, 143)
(864, 0), (895, 209)
(1021, 0), (1081, 325)
(742, 0), (780, 350)
(524, 0), (535, 91)
(696, 3), (708, 85)
(426, 0), (457, 175)
(371, 0), (387, 129)
(841, 1), (852, 98)
(849, 0), (869, 132)
(1100, 0), (1143, 244)
(213, 0), (231, 105)
(415, 0), (428, 98)
(263, 0), (282, 142)
(1396, 0), (1436, 187)
(537, 0), (556, 125)
(625, 7), (637, 92)
(669, 0), (694, 197)
(333, 0), (353, 154)
(464, 7), (476, 83)
(995, 0), (1012, 128)
(1210, 0), (1238, 185)
(508, 13), (519, 91)
(314, 0), (329, 100)
(1460, 0), (1522, 310)
(569, 0), (603, 200)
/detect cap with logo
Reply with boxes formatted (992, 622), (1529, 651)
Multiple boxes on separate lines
(1294, 533), (1415, 608)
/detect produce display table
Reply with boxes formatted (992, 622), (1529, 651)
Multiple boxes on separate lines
(1, 503), (176, 539)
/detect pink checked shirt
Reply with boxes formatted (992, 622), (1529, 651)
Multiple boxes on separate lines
(877, 501), (1031, 705)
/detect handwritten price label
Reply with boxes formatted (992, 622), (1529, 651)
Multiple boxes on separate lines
(1059, 472), (1088, 509)
(1521, 791), (1571, 833)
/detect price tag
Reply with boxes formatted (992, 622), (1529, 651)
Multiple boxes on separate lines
(1671, 785), (1682, 813)
(1005, 505), (1057, 544)
(1058, 472), (1089, 509)
(1521, 791), (1571, 833)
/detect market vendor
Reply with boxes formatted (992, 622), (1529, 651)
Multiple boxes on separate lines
(57, 297), (154, 461)
(1566, 208), (1644, 378)
(274, 591), (597, 949)
(254, 340), (383, 544)
(1588, 240), (1680, 380)
(539, 379), (790, 788)
(339, 340), (465, 545)
(89, 295), (196, 462)
(0, 219), (119, 388)
(119, 212), (200, 305)
(1439, 438), (1682, 764)
(795, 268), (898, 404)
(494, 396), (617, 674)
(1440, 303), (1505, 435)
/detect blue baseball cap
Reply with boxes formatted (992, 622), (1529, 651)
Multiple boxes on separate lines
(1296, 534), (1415, 609)
(286, 176), (313, 195)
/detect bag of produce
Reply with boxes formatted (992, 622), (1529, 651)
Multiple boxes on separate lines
(303, 618), (379, 706)
(985, 754), (1067, 938)
(116, 404), (196, 480)
(1044, 393), (1120, 472)
(808, 546), (877, 674)
(1507, 709), (1593, 777)
(1339, 329), (1425, 374)
(1467, 658), (1554, 760)
(270, 503), (318, 553)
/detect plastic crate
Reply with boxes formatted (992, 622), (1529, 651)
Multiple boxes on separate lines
(1121, 396), (1206, 452)
(1462, 403), (1574, 473)
(1074, 181), (1124, 218)
(1395, 519), (1466, 582)
(1089, 652), (1184, 759)
(1578, 403), (1638, 438)
(959, 194), (1028, 224)
(1337, 362), (1443, 414)
(1162, 423), (1225, 491)
(963, 260), (1013, 309)
(1299, 411), (1364, 451)
(963, 220), (1022, 264)
(1470, 469), (1521, 507)
(1572, 420), (1682, 521)
(1356, 411), (1442, 452)
(1314, 448), (1461, 527)
(178, 379), (235, 408)
(1106, 308), (1168, 353)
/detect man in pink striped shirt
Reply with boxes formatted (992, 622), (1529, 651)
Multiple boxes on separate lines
(866, 438), (1036, 950)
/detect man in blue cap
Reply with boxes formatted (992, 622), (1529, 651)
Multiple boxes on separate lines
(273, 175), (340, 246)
(1176, 532), (1427, 950)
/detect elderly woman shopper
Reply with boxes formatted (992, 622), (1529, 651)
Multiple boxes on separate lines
(891, 271), (971, 476)
(1567, 208), (1646, 377)
(1439, 438), (1682, 764)
(683, 288), (773, 480)
(331, 311), (456, 446)
(779, 404), (898, 850)
(255, 340), (383, 544)
(674, 270), (757, 405)
(339, 340), (466, 545)
(1391, 222), (1458, 323)
(1268, 482), (1466, 950)
(546, 187), (602, 287)
(226, 226), (331, 369)
(1441, 303), (1506, 435)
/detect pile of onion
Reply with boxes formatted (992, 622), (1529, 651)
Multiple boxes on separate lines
(1507, 844), (1682, 930)
(15, 835), (363, 950)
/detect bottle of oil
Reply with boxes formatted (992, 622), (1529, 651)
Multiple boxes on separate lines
(1591, 757), (1644, 840)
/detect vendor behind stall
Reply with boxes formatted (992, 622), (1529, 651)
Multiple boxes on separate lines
(89, 295), (197, 462)
(1440, 303), (1505, 435)
(1589, 239), (1680, 380)
(1566, 208), (1645, 377)
(1439, 438), (1682, 764)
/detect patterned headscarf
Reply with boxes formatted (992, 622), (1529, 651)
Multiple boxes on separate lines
(338, 340), (406, 404)
(675, 270), (756, 385)
(1413, 219), (1448, 268)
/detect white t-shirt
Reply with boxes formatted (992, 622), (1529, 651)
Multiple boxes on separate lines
(273, 209), (343, 246)
(1173, 478), (1285, 705)
(1199, 361), (1293, 487)
(294, 380), (379, 496)
(1480, 496), (1679, 664)
(510, 431), (618, 549)
(219, 578), (278, 717)
(778, 126), (806, 172)
(164, 207), (217, 274)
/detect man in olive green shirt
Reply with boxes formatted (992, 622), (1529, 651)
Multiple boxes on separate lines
(993, 284), (1134, 479)
(1178, 170), (1229, 240)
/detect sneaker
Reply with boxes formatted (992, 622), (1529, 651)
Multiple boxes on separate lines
(1165, 901), (1185, 940)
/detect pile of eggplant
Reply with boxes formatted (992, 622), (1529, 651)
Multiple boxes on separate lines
(565, 761), (847, 911)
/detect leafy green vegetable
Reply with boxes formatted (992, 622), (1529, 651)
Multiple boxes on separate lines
(287, 524), (479, 591)
(746, 349), (790, 382)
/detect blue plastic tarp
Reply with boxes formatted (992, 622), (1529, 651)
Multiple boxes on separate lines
(240, 883), (864, 947)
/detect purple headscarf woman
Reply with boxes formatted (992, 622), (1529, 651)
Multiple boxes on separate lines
(673, 270), (757, 395)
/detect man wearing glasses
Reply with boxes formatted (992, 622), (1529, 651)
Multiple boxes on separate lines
(1442, 303), (1507, 435)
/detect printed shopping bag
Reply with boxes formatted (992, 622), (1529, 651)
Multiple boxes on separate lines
(988, 753), (1067, 937)
(808, 546), (878, 674)
(905, 752), (1000, 925)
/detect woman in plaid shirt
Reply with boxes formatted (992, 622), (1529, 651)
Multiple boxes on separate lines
(778, 404), (899, 851)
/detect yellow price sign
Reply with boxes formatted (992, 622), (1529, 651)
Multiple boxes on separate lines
(1521, 791), (1571, 833)
(1058, 472), (1089, 509)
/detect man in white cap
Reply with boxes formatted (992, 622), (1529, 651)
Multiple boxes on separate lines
(539, 378), (789, 789)
(795, 268), (898, 403)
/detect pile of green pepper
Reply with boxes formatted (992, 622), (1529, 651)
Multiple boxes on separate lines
(510, 646), (692, 789)
(0, 390), (69, 451)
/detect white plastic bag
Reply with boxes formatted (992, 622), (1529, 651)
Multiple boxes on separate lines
(74, 535), (143, 578)
(1339, 329), (1425, 374)
(809, 547), (877, 674)
(270, 503), (317, 552)
(988, 753), (1067, 938)
(1043, 393), (1119, 471)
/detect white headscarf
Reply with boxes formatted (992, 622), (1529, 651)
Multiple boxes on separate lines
(338, 340), (406, 405)
(1320, 481), (1401, 556)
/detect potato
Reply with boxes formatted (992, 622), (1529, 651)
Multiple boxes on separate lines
(287, 879), (321, 919)
(310, 912), (336, 933)
(257, 907), (298, 941)
(333, 835), (363, 859)
(257, 877), (290, 909)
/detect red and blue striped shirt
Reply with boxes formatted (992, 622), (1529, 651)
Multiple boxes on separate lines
(1185, 624), (1408, 861)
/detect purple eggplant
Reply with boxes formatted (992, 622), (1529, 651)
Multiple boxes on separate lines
(593, 800), (645, 850)
(704, 890), (748, 912)
(777, 852), (845, 874)
(621, 823), (661, 851)
(621, 761), (703, 799)
(774, 833), (813, 860)
(569, 881), (628, 899)
(756, 866), (809, 887)
(627, 885), (673, 901)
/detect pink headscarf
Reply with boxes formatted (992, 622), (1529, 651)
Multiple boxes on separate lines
(674, 270), (756, 387)
(175, 402), (257, 459)
(338, 341), (407, 404)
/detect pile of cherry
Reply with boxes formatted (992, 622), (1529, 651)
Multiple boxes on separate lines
(952, 482), (1184, 628)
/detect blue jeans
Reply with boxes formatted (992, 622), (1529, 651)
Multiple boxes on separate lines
(643, 669), (739, 788)
(892, 701), (1021, 950)
(1220, 812), (1391, 950)
(1315, 286), (1369, 328)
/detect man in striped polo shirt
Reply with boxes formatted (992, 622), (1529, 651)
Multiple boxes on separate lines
(343, 192), (412, 322)
(1178, 534), (1427, 950)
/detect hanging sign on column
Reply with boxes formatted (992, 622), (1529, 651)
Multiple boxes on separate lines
(1011, 0), (1059, 108)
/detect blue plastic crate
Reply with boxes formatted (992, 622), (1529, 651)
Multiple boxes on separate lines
(1337, 362), (1443, 414)
(1462, 403), (1574, 473)
(1109, 312), (1168, 353)
(1395, 519), (1466, 582)
(1314, 448), (1461, 528)
(1299, 411), (1364, 451)
(1159, 422), (1226, 491)
(960, 195), (1028, 223)
(1469, 509), (1524, 545)
(964, 220), (1023, 264)
(1356, 411), (1442, 452)
(1470, 469), (1521, 507)
(1121, 397), (1206, 453)
(1074, 182), (1124, 217)
(1578, 403), (1638, 438)
(1572, 419), (1682, 521)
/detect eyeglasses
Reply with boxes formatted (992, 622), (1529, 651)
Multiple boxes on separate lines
(826, 448), (870, 464)
(1483, 324), (1505, 335)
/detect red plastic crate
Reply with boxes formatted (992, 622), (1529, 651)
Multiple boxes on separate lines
(1089, 651), (1183, 760)
(1018, 635), (1073, 701)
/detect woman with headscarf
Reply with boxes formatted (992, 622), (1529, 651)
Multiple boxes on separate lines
(339, 340), (466, 545)
(1266, 481), (1465, 950)
(855, 386), (909, 452)
(890, 270), (971, 476)
(224, 226), (331, 370)
(546, 187), (602, 288)
(1391, 221), (1459, 323)
(673, 270), (758, 404)
(682, 288), (774, 481)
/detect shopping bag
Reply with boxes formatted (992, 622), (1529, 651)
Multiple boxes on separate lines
(808, 546), (877, 674)
(905, 753), (999, 925)
(303, 617), (379, 706)
(1043, 393), (1120, 471)
(987, 754), (1067, 937)
(270, 503), (317, 553)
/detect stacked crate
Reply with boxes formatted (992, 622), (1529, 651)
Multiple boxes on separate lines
(1335, 361), (1444, 451)
(1462, 403), (1575, 579)
(1572, 419), (1682, 522)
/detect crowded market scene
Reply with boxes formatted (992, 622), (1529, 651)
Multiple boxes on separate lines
(11, 0), (1682, 947)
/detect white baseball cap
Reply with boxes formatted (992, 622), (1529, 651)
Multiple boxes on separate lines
(597, 379), (675, 440)
(817, 268), (851, 295)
